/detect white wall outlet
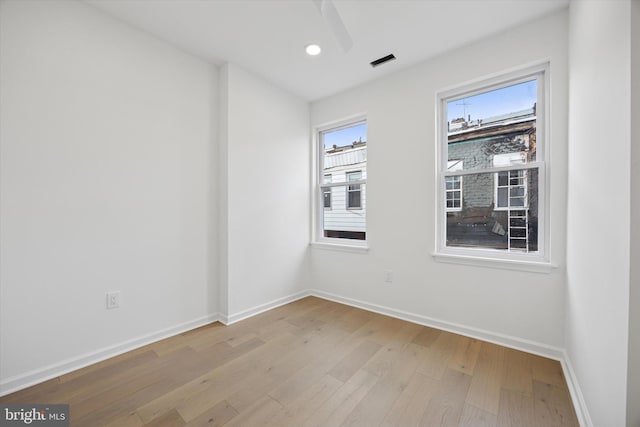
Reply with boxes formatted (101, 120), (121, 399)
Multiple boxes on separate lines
(384, 269), (393, 284)
(106, 291), (120, 309)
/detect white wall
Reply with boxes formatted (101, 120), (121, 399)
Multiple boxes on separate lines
(310, 11), (569, 351)
(566, 1), (632, 425)
(628, 2), (640, 426)
(219, 64), (310, 320)
(0, 0), (218, 393)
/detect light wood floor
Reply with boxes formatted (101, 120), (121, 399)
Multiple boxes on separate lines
(0, 297), (579, 426)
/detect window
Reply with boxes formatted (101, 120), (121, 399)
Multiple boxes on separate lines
(323, 174), (332, 209)
(347, 171), (362, 209)
(494, 153), (527, 210)
(436, 64), (548, 265)
(446, 160), (463, 211)
(496, 170), (527, 210)
(315, 119), (367, 243)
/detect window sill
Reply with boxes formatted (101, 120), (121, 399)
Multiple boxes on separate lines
(432, 252), (556, 274)
(310, 241), (369, 253)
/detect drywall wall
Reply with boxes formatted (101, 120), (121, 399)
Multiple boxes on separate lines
(566, 1), (632, 425)
(310, 10), (569, 351)
(628, 2), (640, 426)
(219, 63), (310, 320)
(0, 0), (218, 392)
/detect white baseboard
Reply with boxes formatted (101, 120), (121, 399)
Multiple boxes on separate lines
(0, 313), (221, 397)
(560, 350), (593, 427)
(309, 289), (564, 360)
(221, 290), (311, 325)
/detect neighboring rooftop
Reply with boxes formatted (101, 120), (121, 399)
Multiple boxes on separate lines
(448, 105), (536, 143)
(325, 139), (366, 154)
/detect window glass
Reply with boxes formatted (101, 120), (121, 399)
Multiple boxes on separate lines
(447, 80), (537, 172)
(318, 121), (367, 241)
(440, 72), (544, 256)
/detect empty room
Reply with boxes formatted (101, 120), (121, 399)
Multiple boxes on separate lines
(0, 0), (638, 426)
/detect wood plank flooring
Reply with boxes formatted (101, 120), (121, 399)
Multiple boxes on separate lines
(0, 297), (579, 426)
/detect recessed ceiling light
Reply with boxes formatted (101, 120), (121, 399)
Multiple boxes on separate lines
(305, 44), (322, 56)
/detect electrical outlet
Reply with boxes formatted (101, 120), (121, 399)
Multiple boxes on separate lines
(384, 269), (393, 284)
(106, 291), (120, 309)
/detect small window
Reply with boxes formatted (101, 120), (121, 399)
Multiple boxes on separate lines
(347, 171), (362, 209)
(315, 119), (367, 243)
(323, 174), (332, 209)
(436, 64), (548, 263)
(446, 160), (463, 211)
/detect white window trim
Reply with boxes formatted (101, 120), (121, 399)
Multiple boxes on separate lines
(434, 63), (552, 271)
(311, 114), (368, 249)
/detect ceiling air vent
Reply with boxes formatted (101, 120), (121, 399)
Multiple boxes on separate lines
(370, 54), (396, 68)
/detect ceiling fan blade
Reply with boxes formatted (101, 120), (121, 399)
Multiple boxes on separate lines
(312, 0), (353, 53)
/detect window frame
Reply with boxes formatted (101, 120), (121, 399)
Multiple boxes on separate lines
(312, 115), (368, 250)
(434, 63), (551, 271)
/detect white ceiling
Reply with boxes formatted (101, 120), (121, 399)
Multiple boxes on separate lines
(85, 0), (569, 101)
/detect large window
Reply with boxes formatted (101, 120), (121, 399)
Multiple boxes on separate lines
(436, 65), (548, 264)
(316, 119), (367, 243)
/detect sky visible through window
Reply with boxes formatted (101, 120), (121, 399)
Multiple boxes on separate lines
(447, 80), (537, 123)
(323, 123), (367, 149)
